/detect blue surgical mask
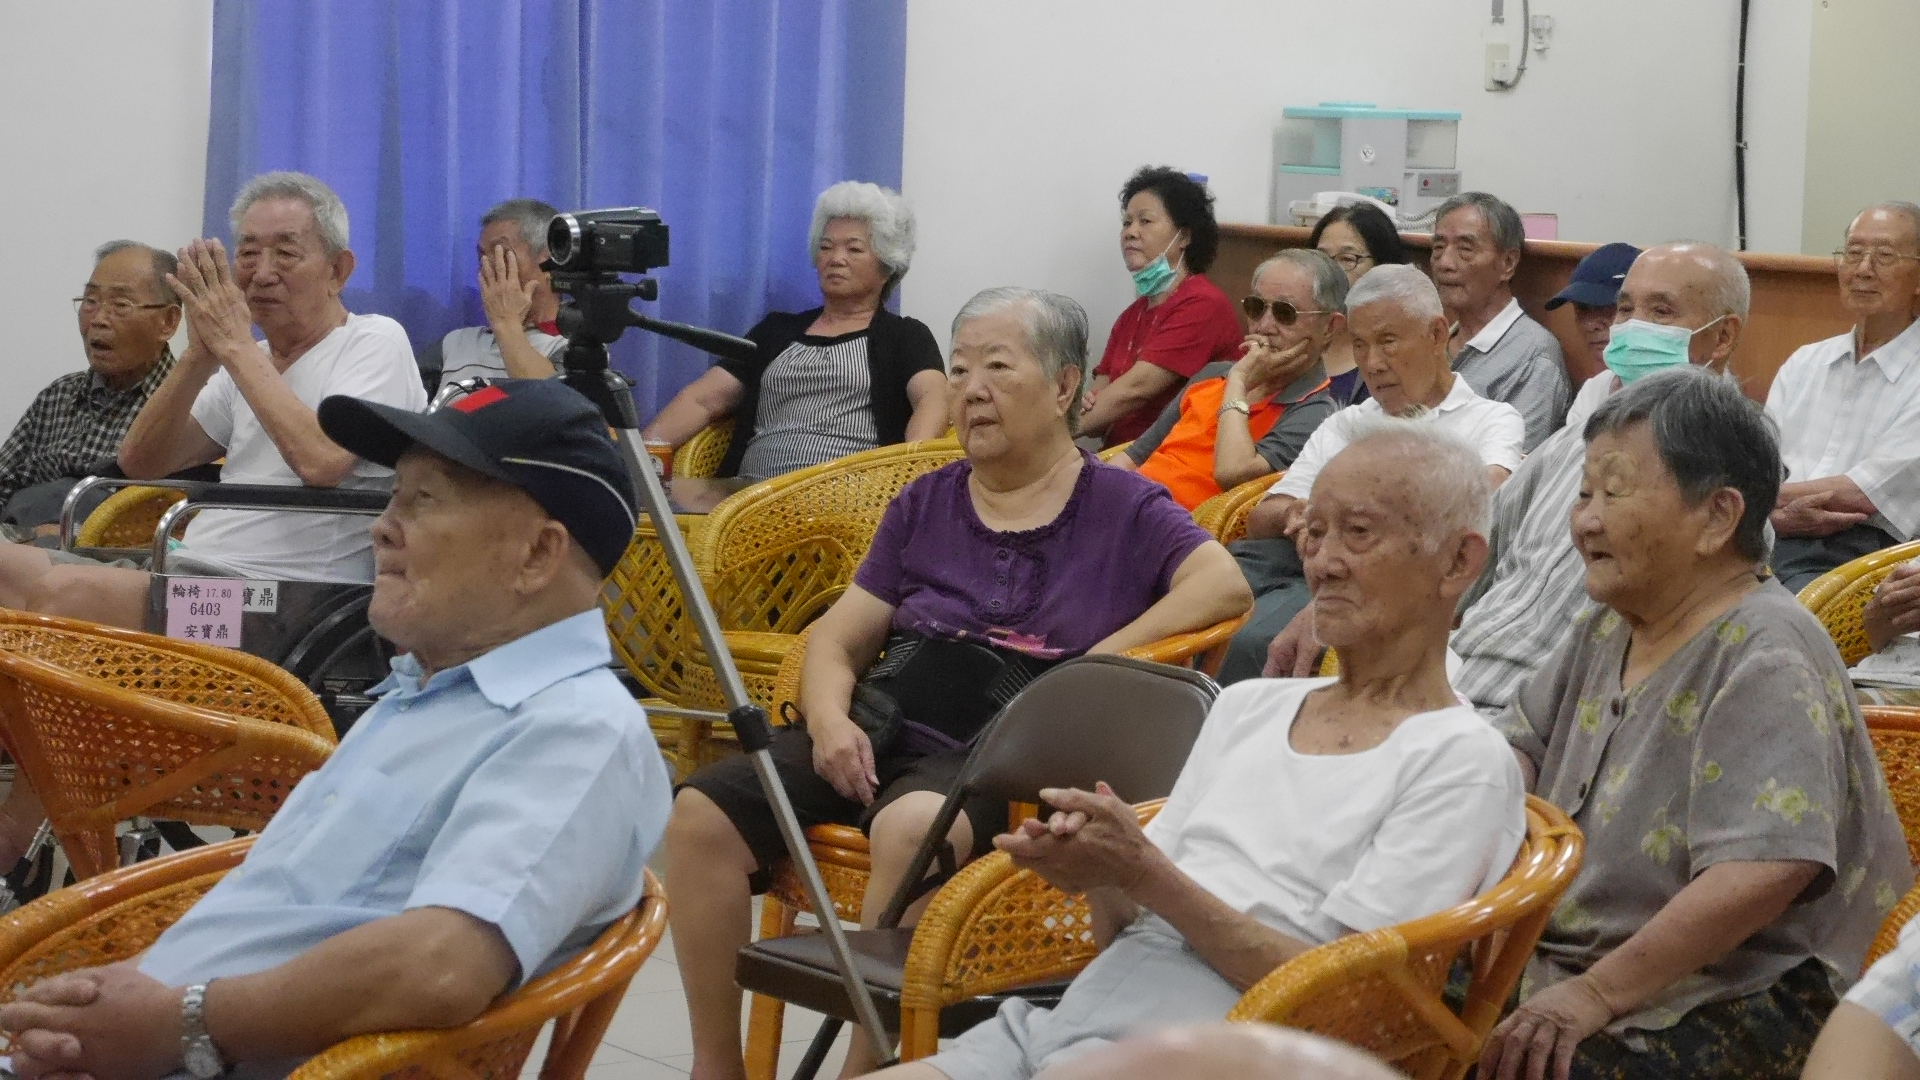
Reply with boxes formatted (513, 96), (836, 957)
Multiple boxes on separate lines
(1602, 317), (1725, 383)
(1130, 235), (1184, 298)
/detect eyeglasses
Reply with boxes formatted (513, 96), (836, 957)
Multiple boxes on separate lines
(1834, 247), (1920, 271)
(73, 297), (174, 318)
(1241, 296), (1333, 324)
(1321, 251), (1373, 271)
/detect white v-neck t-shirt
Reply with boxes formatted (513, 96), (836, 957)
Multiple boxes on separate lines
(186, 314), (427, 582)
(1143, 677), (1527, 945)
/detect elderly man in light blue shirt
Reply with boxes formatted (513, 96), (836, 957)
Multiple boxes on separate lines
(0, 379), (667, 1080)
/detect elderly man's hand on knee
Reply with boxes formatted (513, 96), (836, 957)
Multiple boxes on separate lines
(0, 963), (182, 1080)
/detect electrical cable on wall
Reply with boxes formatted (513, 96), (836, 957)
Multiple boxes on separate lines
(1734, 0), (1752, 251)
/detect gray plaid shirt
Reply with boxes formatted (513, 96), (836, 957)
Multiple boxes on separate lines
(0, 348), (174, 506)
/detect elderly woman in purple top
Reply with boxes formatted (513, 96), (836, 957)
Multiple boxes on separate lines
(665, 286), (1253, 1079)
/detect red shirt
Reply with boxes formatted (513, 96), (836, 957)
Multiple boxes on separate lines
(1094, 274), (1243, 446)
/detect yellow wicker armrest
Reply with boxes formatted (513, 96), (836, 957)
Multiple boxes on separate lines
(1096, 442), (1134, 463)
(1192, 474), (1279, 546)
(74, 485), (190, 549)
(0, 839), (255, 993)
(1121, 614), (1250, 666)
(673, 418), (736, 481)
(1800, 539), (1920, 666)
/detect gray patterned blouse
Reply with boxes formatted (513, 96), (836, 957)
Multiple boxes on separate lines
(1501, 578), (1914, 1035)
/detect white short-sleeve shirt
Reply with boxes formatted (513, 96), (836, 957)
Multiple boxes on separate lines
(1268, 375), (1526, 499)
(186, 314), (427, 582)
(1765, 319), (1920, 540)
(1143, 677), (1528, 944)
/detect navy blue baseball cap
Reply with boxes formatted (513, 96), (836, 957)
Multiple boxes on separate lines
(1545, 242), (1642, 310)
(318, 379), (638, 576)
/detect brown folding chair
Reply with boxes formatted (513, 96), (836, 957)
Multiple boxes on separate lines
(734, 654), (1218, 1078)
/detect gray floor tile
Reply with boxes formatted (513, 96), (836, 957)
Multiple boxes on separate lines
(582, 1058), (692, 1080)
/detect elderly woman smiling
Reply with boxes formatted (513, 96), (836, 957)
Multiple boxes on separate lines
(1482, 366), (1912, 1080)
(644, 181), (950, 510)
(664, 286), (1252, 1080)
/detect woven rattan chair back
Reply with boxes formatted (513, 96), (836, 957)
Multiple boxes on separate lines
(672, 417), (735, 480)
(1225, 796), (1583, 1080)
(601, 515), (706, 703)
(0, 841), (667, 1080)
(1192, 473), (1278, 545)
(1863, 706), (1920, 968)
(1868, 880), (1920, 972)
(1799, 540), (1920, 666)
(0, 614), (335, 880)
(696, 437), (965, 635)
(74, 485), (190, 549)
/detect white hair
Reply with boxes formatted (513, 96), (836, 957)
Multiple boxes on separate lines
(482, 198), (560, 256)
(1335, 412), (1490, 549)
(1346, 263), (1444, 323)
(951, 286), (1090, 431)
(229, 171), (350, 256)
(810, 181), (916, 296)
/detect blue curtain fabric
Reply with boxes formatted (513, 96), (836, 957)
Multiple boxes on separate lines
(204, 0), (907, 415)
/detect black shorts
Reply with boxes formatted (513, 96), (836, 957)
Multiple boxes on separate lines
(678, 726), (1007, 894)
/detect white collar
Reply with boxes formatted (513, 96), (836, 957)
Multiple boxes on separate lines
(1458, 297), (1525, 354)
(1433, 372), (1484, 413)
(1836, 317), (1920, 380)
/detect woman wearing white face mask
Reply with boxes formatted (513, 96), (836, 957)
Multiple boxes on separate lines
(1080, 167), (1243, 449)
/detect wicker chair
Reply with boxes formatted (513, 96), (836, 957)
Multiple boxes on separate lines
(1861, 706), (1920, 968)
(673, 417), (735, 480)
(74, 485), (191, 549)
(740, 615), (1248, 1076)
(1095, 441), (1133, 463)
(0, 612), (335, 880)
(0, 839), (669, 1080)
(1798, 540), (1920, 666)
(1192, 474), (1277, 545)
(1224, 796), (1583, 1080)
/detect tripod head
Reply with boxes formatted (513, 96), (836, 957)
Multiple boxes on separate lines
(543, 207), (757, 429)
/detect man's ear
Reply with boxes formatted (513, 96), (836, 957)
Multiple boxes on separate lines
(329, 249), (357, 296)
(1496, 245), (1522, 285)
(1442, 531), (1491, 599)
(517, 519), (576, 594)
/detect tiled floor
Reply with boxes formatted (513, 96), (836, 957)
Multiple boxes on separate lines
(521, 920), (854, 1080)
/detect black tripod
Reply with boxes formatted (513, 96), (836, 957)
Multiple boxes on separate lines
(553, 277), (897, 1066)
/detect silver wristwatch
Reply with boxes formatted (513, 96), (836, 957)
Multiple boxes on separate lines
(181, 984), (225, 1079)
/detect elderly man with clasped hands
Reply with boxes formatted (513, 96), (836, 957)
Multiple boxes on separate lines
(0, 378), (669, 1080)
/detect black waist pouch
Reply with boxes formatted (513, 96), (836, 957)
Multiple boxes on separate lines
(856, 632), (1059, 755)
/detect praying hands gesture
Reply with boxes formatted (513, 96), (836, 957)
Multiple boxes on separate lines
(168, 238), (257, 368)
(0, 962), (186, 1080)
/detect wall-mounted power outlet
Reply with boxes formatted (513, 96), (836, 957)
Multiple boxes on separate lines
(1485, 41), (1515, 90)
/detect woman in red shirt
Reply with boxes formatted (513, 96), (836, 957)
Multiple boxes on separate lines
(1081, 167), (1244, 447)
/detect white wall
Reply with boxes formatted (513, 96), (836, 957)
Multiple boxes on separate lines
(0, 2), (213, 431)
(900, 0), (1815, 358)
(1801, 0), (1920, 252)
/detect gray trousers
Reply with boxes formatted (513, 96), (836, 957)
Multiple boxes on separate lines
(926, 915), (1244, 1080)
(1772, 523), (1898, 595)
(1216, 536), (1312, 685)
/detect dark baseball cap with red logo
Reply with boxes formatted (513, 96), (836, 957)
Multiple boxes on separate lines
(318, 379), (638, 575)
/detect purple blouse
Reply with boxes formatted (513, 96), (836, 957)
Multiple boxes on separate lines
(853, 452), (1213, 659)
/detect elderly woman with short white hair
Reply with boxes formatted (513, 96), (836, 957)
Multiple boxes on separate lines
(644, 181), (950, 509)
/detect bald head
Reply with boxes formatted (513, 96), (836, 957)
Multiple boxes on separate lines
(1036, 1024), (1402, 1080)
(1613, 242), (1748, 370)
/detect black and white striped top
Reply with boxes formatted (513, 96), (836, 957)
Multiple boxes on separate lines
(736, 329), (880, 480)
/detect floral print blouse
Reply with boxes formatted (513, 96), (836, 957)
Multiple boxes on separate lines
(1501, 578), (1914, 1035)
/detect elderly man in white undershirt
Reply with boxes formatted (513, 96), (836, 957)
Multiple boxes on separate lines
(1214, 264), (1524, 683)
(1765, 200), (1920, 593)
(865, 418), (1527, 1080)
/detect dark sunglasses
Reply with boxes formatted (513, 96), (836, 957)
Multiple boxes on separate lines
(1241, 296), (1333, 324)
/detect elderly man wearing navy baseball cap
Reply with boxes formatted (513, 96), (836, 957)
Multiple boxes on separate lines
(1544, 241), (1641, 378)
(0, 379), (670, 1080)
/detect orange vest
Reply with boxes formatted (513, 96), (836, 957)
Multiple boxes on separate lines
(1137, 376), (1319, 510)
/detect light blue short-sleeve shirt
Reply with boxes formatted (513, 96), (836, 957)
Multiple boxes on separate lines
(139, 608), (670, 989)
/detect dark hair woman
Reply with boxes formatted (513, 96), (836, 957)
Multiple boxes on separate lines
(1309, 203), (1411, 404)
(1081, 167), (1244, 448)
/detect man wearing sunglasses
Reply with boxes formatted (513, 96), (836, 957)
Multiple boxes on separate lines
(1763, 200), (1920, 592)
(0, 242), (181, 538)
(1110, 251), (1341, 511)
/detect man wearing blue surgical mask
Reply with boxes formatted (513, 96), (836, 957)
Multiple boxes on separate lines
(1264, 243), (1752, 722)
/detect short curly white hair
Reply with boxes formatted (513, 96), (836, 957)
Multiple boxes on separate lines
(809, 181), (916, 298)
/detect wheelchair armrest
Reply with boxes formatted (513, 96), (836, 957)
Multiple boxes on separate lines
(58, 466), (236, 551)
(150, 484), (390, 572)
